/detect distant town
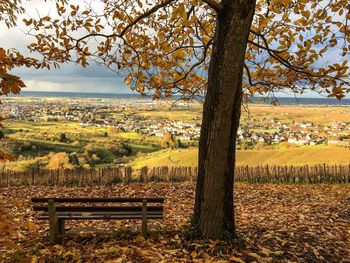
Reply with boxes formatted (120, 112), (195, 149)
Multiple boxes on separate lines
(2, 96), (350, 149)
(238, 117), (350, 148)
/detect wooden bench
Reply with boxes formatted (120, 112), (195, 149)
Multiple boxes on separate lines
(31, 197), (164, 243)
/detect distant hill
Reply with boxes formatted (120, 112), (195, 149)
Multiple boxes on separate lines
(15, 91), (350, 105)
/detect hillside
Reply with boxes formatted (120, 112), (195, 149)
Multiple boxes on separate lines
(130, 145), (350, 168)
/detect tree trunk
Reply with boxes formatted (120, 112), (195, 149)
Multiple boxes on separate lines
(193, 0), (256, 239)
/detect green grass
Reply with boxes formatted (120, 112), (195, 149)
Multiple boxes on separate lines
(129, 148), (198, 169)
(15, 138), (81, 157)
(117, 132), (143, 140)
(4, 120), (161, 160)
(127, 143), (160, 155)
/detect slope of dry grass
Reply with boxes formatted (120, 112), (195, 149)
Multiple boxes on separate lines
(130, 145), (350, 168)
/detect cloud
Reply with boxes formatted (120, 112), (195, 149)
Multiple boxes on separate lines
(0, 1), (131, 94)
(23, 78), (130, 93)
(15, 63), (130, 93)
(13, 62), (125, 79)
(10, 61), (130, 93)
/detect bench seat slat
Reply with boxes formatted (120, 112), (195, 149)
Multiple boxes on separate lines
(31, 197), (164, 203)
(33, 206), (163, 212)
(38, 211), (163, 217)
(37, 215), (163, 220)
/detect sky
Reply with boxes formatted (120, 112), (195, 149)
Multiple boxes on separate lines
(1, 0), (131, 94)
(0, 0), (348, 98)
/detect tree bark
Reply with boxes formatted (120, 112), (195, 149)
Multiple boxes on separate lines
(193, 0), (256, 239)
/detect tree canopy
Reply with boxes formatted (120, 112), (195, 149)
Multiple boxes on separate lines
(17, 0), (349, 100)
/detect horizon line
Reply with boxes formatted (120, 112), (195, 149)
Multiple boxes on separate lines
(18, 90), (350, 100)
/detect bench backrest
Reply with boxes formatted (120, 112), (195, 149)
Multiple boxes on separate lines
(31, 197), (164, 203)
(31, 197), (164, 241)
(31, 197), (165, 214)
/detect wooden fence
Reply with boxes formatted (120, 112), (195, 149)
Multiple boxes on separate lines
(0, 166), (197, 187)
(235, 164), (350, 184)
(0, 164), (349, 187)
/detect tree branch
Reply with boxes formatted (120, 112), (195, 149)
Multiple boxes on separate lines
(119, 0), (176, 36)
(244, 62), (271, 87)
(249, 30), (308, 73)
(201, 0), (222, 12)
(161, 39), (213, 89)
(70, 0), (176, 46)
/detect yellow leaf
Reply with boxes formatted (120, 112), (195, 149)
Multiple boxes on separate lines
(135, 235), (145, 243)
(125, 74), (132, 85)
(27, 221), (37, 231)
(39, 248), (51, 256)
(262, 247), (271, 256)
(174, 50), (186, 59)
(178, 3), (185, 15)
(248, 252), (261, 259)
(230, 256), (245, 263)
(279, 0), (292, 7)
(272, 251), (284, 256)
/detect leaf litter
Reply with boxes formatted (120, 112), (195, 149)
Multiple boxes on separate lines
(0, 182), (349, 262)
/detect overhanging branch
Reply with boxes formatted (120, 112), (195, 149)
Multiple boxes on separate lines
(201, 0), (222, 12)
(70, 0), (176, 46)
(160, 39), (213, 90)
(119, 0), (176, 36)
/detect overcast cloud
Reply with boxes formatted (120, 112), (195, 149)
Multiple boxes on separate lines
(0, 0), (130, 94)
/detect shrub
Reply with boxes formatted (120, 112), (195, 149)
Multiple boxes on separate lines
(47, 152), (74, 169)
(83, 144), (114, 163)
(58, 133), (67, 142)
(108, 142), (132, 157)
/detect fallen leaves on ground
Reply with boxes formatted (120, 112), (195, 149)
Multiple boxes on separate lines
(0, 183), (349, 262)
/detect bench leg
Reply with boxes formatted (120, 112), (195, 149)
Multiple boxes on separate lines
(49, 220), (59, 243)
(58, 219), (65, 239)
(141, 217), (147, 237)
(142, 199), (147, 237)
(48, 200), (60, 243)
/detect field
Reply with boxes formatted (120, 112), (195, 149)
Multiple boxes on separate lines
(2, 103), (350, 171)
(242, 105), (350, 124)
(130, 145), (350, 168)
(139, 109), (202, 123)
(1, 182), (349, 262)
(2, 120), (160, 171)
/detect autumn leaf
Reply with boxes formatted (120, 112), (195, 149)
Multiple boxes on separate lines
(230, 256), (245, 263)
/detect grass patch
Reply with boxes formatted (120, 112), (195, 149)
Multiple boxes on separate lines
(130, 145), (350, 168)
